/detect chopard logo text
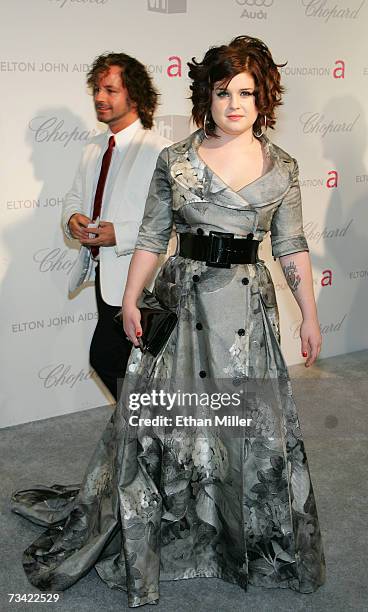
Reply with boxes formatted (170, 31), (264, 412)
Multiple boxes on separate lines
(299, 112), (360, 136)
(49, 0), (108, 8)
(302, 0), (365, 22)
(33, 248), (76, 274)
(39, 363), (97, 388)
(29, 116), (98, 147)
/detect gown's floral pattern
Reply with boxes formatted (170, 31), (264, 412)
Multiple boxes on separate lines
(11, 129), (326, 607)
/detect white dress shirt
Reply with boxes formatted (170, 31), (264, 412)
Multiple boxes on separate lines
(91, 118), (141, 260)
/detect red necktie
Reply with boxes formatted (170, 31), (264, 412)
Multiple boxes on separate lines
(90, 135), (115, 258)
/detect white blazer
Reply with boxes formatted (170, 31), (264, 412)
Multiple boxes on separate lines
(62, 126), (171, 305)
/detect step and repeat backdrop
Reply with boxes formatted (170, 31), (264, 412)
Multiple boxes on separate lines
(1, 0), (367, 427)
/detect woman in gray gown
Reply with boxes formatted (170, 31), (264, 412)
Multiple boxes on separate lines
(11, 36), (326, 607)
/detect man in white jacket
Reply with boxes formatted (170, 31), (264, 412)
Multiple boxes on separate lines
(62, 52), (171, 400)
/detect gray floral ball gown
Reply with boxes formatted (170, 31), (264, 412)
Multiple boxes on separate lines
(11, 129), (326, 607)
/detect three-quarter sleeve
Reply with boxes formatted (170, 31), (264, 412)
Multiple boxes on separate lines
(270, 158), (309, 259)
(134, 147), (174, 254)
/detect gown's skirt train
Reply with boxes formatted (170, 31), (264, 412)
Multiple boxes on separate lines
(11, 257), (326, 607)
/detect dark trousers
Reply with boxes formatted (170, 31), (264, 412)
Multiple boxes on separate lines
(89, 265), (132, 401)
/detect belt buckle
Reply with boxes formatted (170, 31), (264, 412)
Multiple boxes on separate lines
(206, 231), (234, 268)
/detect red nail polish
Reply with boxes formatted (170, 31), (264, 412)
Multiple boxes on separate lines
(302, 351), (307, 357)
(136, 330), (142, 337)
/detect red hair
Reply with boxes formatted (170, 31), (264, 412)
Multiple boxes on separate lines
(188, 35), (287, 137)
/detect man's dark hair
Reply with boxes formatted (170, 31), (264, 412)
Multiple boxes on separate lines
(87, 52), (158, 129)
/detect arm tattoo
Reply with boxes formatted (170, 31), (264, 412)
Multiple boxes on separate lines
(282, 260), (301, 293)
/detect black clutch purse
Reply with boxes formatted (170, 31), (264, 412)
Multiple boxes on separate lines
(114, 289), (177, 357)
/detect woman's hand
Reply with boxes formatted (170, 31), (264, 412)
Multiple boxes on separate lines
(120, 250), (160, 347)
(300, 318), (322, 367)
(279, 252), (321, 368)
(122, 302), (142, 347)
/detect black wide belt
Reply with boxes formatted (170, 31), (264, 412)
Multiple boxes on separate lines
(179, 231), (259, 268)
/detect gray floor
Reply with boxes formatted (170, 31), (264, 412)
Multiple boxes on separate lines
(1, 350), (368, 612)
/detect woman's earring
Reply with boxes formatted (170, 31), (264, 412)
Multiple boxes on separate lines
(253, 126), (262, 138)
(203, 112), (209, 139)
(253, 115), (267, 138)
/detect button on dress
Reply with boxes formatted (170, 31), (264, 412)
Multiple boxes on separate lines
(11, 129), (326, 607)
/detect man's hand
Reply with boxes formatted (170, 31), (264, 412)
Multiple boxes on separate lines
(82, 221), (116, 247)
(68, 213), (92, 242)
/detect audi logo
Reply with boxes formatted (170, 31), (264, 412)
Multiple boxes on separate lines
(237, 0), (274, 6)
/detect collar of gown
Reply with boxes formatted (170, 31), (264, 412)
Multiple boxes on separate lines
(180, 129), (293, 207)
